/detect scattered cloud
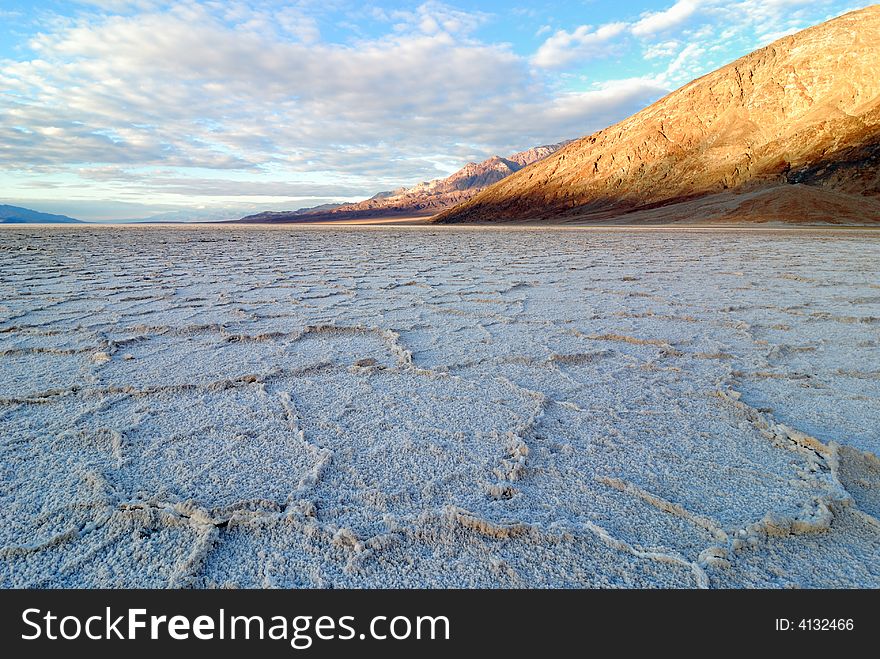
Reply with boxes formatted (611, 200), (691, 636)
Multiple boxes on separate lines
(719, 0), (839, 44)
(533, 22), (628, 69)
(389, 1), (489, 36)
(531, 0), (833, 73)
(643, 40), (681, 59)
(72, 0), (159, 11)
(1, 6), (514, 176)
(1, 2), (663, 188)
(534, 77), (669, 129)
(75, 168), (369, 198)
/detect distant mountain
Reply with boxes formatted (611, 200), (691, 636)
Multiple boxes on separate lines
(235, 203), (345, 224)
(436, 7), (880, 225)
(0, 205), (83, 224)
(119, 210), (240, 223)
(236, 143), (568, 223)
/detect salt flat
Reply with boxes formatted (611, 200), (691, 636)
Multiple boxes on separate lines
(1, 226), (878, 588)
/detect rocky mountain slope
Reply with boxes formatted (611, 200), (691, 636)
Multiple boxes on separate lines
(237, 143), (566, 223)
(435, 6), (880, 225)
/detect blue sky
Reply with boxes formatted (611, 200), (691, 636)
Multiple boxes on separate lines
(0, 0), (867, 221)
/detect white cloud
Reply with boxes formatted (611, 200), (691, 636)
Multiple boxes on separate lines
(629, 0), (846, 91)
(629, 0), (839, 43)
(1, 7), (511, 172)
(533, 22), (628, 69)
(643, 39), (681, 59)
(531, 0), (813, 72)
(0, 1), (667, 204)
(631, 0), (703, 37)
(74, 167), (368, 198)
(720, 0), (838, 44)
(537, 77), (669, 129)
(73, 0), (158, 11)
(390, 1), (489, 36)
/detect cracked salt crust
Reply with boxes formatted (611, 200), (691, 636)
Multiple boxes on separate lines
(0, 226), (878, 588)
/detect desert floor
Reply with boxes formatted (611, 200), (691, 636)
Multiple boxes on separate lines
(1, 226), (878, 587)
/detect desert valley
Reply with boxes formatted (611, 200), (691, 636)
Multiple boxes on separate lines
(1, 5), (879, 592)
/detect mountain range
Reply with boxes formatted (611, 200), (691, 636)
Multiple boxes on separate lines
(237, 143), (568, 223)
(435, 6), (880, 225)
(0, 205), (83, 224)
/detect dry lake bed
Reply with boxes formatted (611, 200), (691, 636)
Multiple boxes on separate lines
(1, 226), (878, 588)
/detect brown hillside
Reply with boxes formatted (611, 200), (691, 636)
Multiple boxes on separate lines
(435, 6), (880, 225)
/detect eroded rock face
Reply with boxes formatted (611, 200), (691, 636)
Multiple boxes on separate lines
(436, 6), (880, 224)
(238, 143), (567, 223)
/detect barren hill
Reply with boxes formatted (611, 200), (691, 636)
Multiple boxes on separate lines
(237, 143), (566, 223)
(435, 6), (880, 225)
